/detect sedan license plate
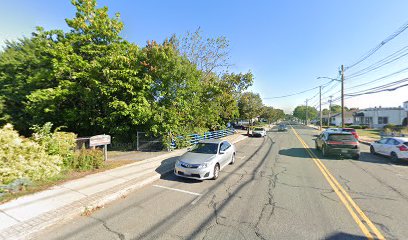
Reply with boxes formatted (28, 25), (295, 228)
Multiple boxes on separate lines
(341, 149), (348, 153)
(183, 172), (191, 176)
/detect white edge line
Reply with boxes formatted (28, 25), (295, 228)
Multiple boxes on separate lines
(153, 185), (201, 196)
(191, 189), (209, 205)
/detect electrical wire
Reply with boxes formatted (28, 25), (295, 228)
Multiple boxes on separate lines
(345, 66), (408, 91)
(346, 45), (408, 79)
(263, 79), (333, 99)
(345, 20), (408, 70)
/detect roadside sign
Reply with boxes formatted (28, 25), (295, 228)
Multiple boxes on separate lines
(89, 135), (111, 147)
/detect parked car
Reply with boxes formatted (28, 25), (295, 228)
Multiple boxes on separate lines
(252, 127), (266, 137)
(174, 139), (236, 180)
(278, 124), (288, 132)
(315, 131), (360, 159)
(370, 137), (408, 161)
(325, 128), (341, 132)
(342, 128), (359, 140)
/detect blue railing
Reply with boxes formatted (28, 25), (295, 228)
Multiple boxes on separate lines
(170, 129), (235, 149)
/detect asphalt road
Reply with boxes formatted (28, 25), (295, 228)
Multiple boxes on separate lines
(34, 125), (408, 240)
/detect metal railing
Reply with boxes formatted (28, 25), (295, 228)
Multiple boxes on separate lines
(171, 129), (235, 149)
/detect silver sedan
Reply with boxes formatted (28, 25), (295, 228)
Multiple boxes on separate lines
(174, 139), (236, 180)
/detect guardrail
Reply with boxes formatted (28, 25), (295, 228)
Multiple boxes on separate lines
(171, 129), (235, 149)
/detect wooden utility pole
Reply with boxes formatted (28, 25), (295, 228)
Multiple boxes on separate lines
(328, 95), (333, 126)
(305, 99), (309, 125)
(341, 65), (345, 128)
(319, 86), (322, 130)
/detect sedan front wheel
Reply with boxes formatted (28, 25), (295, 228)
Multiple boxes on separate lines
(212, 164), (220, 180)
(370, 146), (376, 154)
(230, 153), (236, 165)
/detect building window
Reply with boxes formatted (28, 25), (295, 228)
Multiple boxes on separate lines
(364, 117), (372, 124)
(378, 117), (388, 124)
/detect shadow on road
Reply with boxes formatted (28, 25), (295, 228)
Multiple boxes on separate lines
(155, 156), (203, 184)
(154, 156), (178, 174)
(279, 148), (312, 158)
(159, 171), (203, 184)
(354, 152), (408, 166)
(279, 147), (408, 167)
(324, 232), (366, 240)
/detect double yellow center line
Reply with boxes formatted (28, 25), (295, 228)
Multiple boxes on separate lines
(291, 126), (385, 240)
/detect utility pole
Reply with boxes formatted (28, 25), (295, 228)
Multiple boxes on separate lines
(305, 99), (309, 126)
(341, 64), (345, 128)
(328, 95), (333, 126)
(319, 86), (322, 130)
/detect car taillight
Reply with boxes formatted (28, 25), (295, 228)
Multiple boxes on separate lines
(399, 145), (408, 151)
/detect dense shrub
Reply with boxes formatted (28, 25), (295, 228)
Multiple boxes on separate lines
(383, 124), (404, 132)
(30, 122), (77, 168)
(0, 124), (62, 185)
(72, 147), (104, 171)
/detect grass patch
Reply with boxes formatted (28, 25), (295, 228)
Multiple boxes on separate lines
(356, 129), (381, 139)
(0, 160), (134, 204)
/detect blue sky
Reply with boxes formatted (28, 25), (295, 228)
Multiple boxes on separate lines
(1, 0), (408, 113)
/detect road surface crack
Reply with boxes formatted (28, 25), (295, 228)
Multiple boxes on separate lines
(89, 216), (125, 240)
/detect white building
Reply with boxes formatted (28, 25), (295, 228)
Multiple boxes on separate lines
(353, 105), (407, 128)
(330, 111), (355, 126)
(404, 101), (408, 126)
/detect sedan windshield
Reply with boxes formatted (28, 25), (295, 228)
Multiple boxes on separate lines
(189, 143), (218, 154)
(254, 128), (264, 131)
(328, 134), (356, 141)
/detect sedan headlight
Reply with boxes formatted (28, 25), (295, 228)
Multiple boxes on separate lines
(198, 162), (209, 169)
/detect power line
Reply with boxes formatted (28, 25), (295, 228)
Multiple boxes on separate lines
(345, 66), (408, 90)
(345, 20), (408, 70)
(346, 45), (408, 79)
(263, 79), (333, 99)
(347, 83), (408, 97)
(320, 78), (408, 105)
(346, 78), (408, 96)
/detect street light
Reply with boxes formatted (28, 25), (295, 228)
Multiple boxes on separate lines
(316, 69), (345, 128)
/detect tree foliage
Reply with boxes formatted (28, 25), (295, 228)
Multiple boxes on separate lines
(0, 0), (258, 146)
(170, 27), (231, 76)
(293, 105), (318, 122)
(260, 106), (285, 123)
(238, 92), (264, 122)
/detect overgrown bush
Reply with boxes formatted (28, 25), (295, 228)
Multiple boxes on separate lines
(30, 122), (77, 168)
(0, 124), (62, 185)
(72, 147), (104, 171)
(383, 124), (404, 132)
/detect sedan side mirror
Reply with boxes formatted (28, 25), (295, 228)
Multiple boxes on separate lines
(219, 150), (226, 155)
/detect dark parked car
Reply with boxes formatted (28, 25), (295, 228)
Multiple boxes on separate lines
(278, 124), (288, 131)
(342, 128), (359, 140)
(315, 131), (360, 159)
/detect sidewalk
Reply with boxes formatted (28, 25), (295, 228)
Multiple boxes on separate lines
(0, 133), (248, 240)
(359, 136), (376, 146)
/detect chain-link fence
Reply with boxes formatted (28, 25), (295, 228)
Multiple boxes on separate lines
(137, 132), (165, 151)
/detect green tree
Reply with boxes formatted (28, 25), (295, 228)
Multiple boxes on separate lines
(330, 105), (342, 114)
(238, 92), (263, 123)
(293, 105), (318, 123)
(0, 35), (56, 134)
(24, 0), (153, 139)
(170, 27), (231, 77)
(260, 106), (285, 123)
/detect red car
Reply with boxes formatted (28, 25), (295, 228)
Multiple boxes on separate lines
(342, 128), (359, 140)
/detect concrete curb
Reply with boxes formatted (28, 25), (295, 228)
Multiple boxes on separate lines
(0, 133), (249, 240)
(359, 140), (372, 146)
